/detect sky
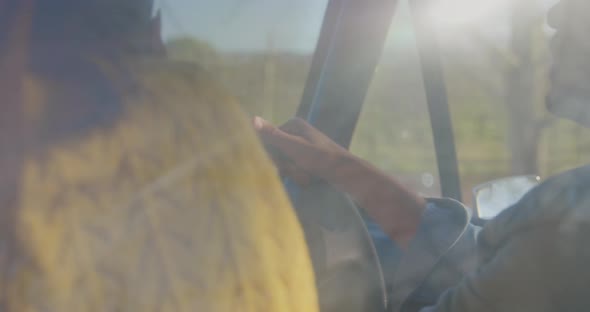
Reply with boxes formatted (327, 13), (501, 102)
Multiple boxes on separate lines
(156, 0), (329, 53)
(155, 0), (559, 54)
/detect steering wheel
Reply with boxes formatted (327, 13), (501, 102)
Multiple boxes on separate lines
(288, 179), (388, 312)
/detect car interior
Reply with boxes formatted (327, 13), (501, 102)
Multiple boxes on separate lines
(3, 0), (589, 311)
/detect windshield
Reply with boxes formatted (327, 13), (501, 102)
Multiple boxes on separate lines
(157, 0), (328, 123)
(355, 0), (590, 207)
(431, 0), (590, 206)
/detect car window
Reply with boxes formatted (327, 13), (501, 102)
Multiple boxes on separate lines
(157, 0), (329, 124)
(431, 0), (590, 206)
(350, 1), (441, 198)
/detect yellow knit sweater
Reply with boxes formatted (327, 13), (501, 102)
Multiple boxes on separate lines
(6, 58), (318, 312)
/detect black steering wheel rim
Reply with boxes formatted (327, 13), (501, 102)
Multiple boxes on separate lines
(287, 179), (388, 312)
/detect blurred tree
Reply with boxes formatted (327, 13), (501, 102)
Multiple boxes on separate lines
(262, 32), (277, 120)
(166, 36), (310, 124)
(166, 37), (220, 69)
(503, 0), (552, 175)
(450, 0), (551, 177)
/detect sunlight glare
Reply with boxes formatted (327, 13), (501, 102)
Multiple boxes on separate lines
(427, 0), (512, 28)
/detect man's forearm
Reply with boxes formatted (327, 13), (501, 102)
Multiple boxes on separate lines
(323, 153), (427, 248)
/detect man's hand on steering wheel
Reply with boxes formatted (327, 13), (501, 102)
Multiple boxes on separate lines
(253, 116), (426, 248)
(253, 116), (349, 186)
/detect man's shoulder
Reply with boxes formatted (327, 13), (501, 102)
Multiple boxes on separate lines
(519, 164), (590, 218)
(543, 164), (590, 187)
(479, 164), (590, 248)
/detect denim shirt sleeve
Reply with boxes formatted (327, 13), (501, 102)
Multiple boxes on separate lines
(418, 165), (590, 312)
(389, 198), (480, 312)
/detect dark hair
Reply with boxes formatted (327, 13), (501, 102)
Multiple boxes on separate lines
(0, 2), (159, 284)
(31, 0), (160, 54)
(1, 0), (164, 152)
(2, 0), (157, 49)
(28, 0), (165, 145)
(0, 2), (25, 56)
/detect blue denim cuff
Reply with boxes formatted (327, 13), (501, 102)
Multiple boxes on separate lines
(388, 198), (473, 311)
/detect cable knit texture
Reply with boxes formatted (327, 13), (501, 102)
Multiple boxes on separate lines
(4, 58), (318, 312)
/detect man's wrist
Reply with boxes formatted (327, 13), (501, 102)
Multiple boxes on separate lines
(321, 152), (427, 247)
(321, 152), (365, 185)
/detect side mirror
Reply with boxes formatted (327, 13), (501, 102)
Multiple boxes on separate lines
(473, 175), (541, 221)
